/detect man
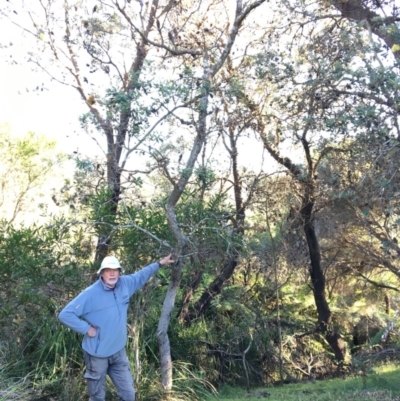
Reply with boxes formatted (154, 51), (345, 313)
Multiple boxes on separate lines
(58, 254), (174, 401)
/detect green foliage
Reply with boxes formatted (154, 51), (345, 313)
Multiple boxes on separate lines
(86, 185), (117, 224)
(0, 128), (67, 225)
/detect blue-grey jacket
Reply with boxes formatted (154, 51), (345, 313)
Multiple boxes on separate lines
(58, 262), (160, 358)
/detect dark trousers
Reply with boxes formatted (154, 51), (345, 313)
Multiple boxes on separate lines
(83, 348), (135, 401)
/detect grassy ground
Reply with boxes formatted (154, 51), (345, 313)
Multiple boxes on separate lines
(206, 365), (400, 401)
(1, 363), (400, 400)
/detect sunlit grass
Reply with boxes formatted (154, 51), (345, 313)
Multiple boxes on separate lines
(205, 364), (400, 401)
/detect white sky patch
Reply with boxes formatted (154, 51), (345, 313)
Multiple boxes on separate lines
(0, 13), (100, 157)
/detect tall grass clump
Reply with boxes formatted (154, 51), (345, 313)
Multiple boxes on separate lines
(0, 220), (94, 399)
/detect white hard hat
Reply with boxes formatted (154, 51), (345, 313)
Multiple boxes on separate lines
(97, 255), (125, 274)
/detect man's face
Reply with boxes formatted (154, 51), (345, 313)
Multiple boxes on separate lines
(101, 268), (120, 288)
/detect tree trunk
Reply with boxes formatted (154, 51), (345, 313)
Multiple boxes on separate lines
(157, 254), (184, 390)
(94, 168), (122, 262)
(156, 77), (210, 390)
(300, 194), (346, 361)
(184, 255), (240, 322)
(177, 269), (203, 321)
(257, 103), (346, 361)
(155, 0), (267, 389)
(62, 0), (159, 264)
